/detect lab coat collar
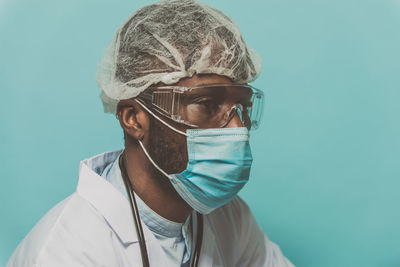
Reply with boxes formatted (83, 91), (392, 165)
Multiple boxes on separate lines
(76, 150), (154, 244)
(75, 150), (217, 264)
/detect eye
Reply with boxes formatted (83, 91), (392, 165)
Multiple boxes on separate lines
(193, 98), (220, 114)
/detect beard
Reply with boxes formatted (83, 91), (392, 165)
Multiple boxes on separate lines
(147, 116), (188, 176)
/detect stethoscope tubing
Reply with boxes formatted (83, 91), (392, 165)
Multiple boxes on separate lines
(120, 155), (150, 267)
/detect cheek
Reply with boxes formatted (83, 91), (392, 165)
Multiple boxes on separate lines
(149, 118), (188, 174)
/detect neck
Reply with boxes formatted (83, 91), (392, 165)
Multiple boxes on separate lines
(122, 141), (193, 223)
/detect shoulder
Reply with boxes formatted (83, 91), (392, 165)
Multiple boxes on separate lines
(7, 193), (116, 267)
(205, 197), (295, 267)
(203, 196), (256, 257)
(205, 195), (252, 233)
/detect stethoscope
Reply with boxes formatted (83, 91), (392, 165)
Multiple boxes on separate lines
(119, 154), (203, 267)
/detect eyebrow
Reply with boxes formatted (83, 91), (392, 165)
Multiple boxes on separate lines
(195, 82), (233, 87)
(185, 87), (226, 97)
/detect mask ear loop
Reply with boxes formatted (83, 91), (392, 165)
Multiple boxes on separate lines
(134, 98), (185, 180)
(137, 140), (172, 180)
(135, 99), (188, 137)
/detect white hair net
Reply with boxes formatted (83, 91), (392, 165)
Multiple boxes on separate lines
(96, 0), (262, 113)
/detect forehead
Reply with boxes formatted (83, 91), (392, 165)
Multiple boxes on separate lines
(175, 74), (233, 87)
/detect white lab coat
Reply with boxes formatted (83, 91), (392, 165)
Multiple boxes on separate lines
(7, 151), (294, 267)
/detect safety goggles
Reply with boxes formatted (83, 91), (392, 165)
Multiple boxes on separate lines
(137, 83), (264, 130)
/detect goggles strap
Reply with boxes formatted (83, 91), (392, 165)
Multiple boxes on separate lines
(135, 99), (188, 137)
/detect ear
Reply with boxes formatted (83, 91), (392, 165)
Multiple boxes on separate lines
(117, 99), (150, 142)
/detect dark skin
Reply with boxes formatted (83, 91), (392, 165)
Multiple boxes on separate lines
(117, 74), (244, 223)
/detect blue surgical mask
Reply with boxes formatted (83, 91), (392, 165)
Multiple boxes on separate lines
(136, 101), (253, 214)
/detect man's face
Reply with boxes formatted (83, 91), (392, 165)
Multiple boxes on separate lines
(147, 74), (243, 175)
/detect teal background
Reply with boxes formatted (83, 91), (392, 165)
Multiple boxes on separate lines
(1, 0), (399, 266)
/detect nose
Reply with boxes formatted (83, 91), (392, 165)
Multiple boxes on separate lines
(225, 108), (244, 128)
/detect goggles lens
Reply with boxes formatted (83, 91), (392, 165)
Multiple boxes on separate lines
(138, 84), (264, 130)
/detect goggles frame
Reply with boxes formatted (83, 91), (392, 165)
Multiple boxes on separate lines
(137, 83), (264, 130)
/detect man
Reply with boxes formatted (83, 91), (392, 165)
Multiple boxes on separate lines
(8, 0), (293, 266)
